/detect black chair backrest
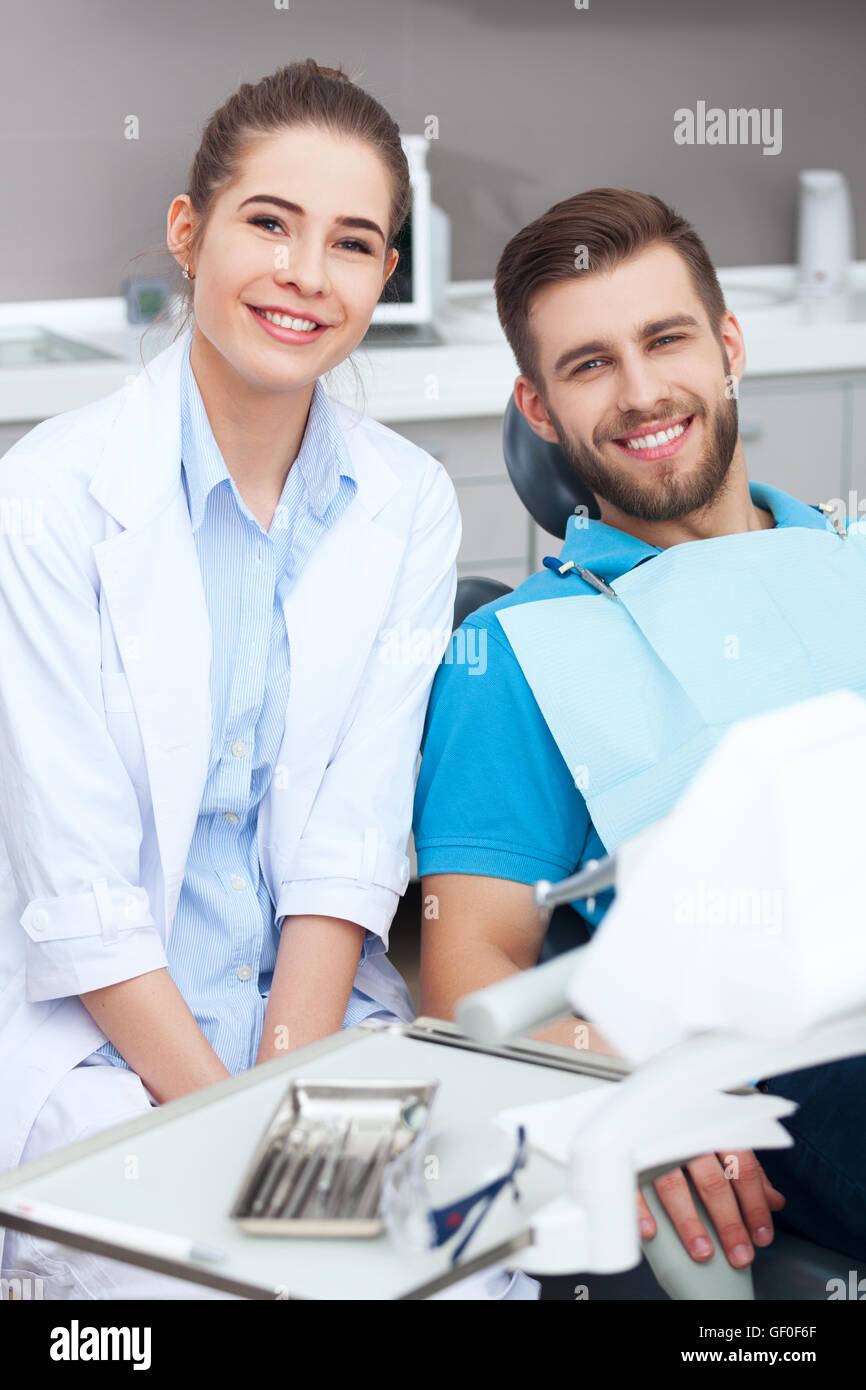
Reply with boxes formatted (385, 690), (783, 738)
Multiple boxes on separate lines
(451, 394), (600, 634)
(452, 576), (513, 633)
(501, 394), (600, 537)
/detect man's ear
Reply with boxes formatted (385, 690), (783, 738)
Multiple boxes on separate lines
(718, 310), (746, 390)
(513, 375), (561, 445)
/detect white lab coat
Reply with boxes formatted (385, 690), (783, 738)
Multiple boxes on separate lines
(0, 328), (461, 1270)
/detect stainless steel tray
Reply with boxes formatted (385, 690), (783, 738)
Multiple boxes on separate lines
(230, 1077), (440, 1237)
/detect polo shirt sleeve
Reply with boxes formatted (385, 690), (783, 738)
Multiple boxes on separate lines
(413, 615), (591, 885)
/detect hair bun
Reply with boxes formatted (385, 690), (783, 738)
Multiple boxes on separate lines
(304, 59), (353, 84)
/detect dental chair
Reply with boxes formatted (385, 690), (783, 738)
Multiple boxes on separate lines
(449, 396), (859, 1300)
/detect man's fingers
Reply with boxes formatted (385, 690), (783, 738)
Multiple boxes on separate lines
(640, 1155), (786, 1260)
(760, 1166), (787, 1210)
(685, 1153), (754, 1267)
(719, 1150), (776, 1248)
(652, 1165), (715, 1261)
(636, 1188), (656, 1239)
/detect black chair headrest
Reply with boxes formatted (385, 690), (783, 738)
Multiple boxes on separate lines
(502, 394), (600, 538)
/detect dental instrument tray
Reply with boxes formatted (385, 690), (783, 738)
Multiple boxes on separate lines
(230, 1078), (440, 1236)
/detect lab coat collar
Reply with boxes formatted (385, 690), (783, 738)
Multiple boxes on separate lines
(88, 327), (386, 530)
(556, 478), (831, 583)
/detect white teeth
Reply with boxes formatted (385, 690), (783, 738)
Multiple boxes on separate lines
(259, 309), (320, 331)
(624, 421), (687, 450)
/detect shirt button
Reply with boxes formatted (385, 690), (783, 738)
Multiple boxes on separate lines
(31, 909), (49, 931)
(236, 965), (253, 981)
(230, 874), (246, 891)
(225, 812), (240, 825)
(231, 740), (247, 758)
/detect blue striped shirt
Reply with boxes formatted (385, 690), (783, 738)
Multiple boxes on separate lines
(98, 337), (384, 1075)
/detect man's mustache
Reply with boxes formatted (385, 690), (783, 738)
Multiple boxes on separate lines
(597, 403), (707, 446)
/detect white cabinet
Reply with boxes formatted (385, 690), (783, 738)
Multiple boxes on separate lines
(388, 415), (534, 586)
(736, 376), (848, 505)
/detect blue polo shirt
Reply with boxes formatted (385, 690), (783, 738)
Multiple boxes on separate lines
(413, 480), (836, 934)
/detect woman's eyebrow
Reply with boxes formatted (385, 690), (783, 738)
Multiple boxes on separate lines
(237, 194), (385, 241)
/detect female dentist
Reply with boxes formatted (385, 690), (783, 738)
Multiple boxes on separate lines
(0, 60), (536, 1300)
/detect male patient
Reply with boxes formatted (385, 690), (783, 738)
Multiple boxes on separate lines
(413, 188), (866, 1270)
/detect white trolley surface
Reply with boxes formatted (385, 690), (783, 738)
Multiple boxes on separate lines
(0, 1022), (625, 1299)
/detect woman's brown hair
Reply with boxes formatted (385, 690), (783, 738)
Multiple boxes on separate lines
(494, 187), (727, 391)
(139, 59), (411, 354)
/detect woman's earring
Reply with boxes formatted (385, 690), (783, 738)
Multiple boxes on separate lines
(182, 264), (196, 281)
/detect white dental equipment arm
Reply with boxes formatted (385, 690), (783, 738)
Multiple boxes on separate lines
(456, 853), (618, 1045)
(454, 689), (866, 1275)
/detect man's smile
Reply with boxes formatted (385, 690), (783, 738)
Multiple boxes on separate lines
(609, 414), (696, 461)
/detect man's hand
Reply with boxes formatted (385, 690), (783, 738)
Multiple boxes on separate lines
(418, 874), (788, 1271)
(638, 1149), (786, 1267)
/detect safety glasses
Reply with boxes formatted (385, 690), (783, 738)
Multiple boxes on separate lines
(382, 1122), (528, 1265)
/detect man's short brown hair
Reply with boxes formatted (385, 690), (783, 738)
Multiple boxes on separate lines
(494, 187), (727, 389)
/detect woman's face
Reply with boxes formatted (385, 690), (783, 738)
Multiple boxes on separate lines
(168, 125), (399, 390)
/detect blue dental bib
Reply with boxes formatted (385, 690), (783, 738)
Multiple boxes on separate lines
(497, 524), (866, 854)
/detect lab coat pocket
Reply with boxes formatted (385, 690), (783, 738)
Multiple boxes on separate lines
(100, 669), (149, 792)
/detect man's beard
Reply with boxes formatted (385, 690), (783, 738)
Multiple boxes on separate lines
(547, 392), (740, 524)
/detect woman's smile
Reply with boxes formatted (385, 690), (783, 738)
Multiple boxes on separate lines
(247, 302), (332, 345)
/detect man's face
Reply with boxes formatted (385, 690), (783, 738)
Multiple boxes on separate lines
(523, 244), (743, 523)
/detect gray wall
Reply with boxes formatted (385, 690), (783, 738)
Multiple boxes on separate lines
(1, 0), (864, 301)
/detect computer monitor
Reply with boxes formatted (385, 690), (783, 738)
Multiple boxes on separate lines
(372, 135), (432, 328)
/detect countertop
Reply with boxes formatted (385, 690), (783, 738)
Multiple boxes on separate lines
(1, 264), (865, 426)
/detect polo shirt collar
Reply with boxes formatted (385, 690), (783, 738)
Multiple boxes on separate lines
(556, 479), (831, 582)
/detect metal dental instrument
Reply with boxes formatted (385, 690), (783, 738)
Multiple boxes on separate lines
(322, 1119), (359, 1219)
(307, 1118), (353, 1220)
(542, 556), (619, 599)
(233, 1080), (442, 1231)
(262, 1119), (315, 1218)
(248, 1132), (289, 1216)
(354, 1124), (400, 1220)
(326, 1151), (358, 1220)
(280, 1124), (332, 1219)
(252, 1120), (308, 1216)
(533, 853), (618, 910)
(348, 1095), (428, 1220)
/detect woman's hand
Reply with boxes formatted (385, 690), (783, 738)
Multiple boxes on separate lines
(255, 914), (367, 1064)
(79, 968), (231, 1103)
